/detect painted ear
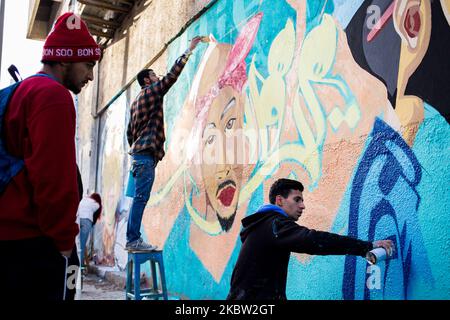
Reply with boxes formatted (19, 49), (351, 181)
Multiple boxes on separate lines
(394, 0), (422, 50)
(404, 6), (421, 38)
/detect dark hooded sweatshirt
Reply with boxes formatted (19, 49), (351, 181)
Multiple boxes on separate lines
(227, 205), (373, 300)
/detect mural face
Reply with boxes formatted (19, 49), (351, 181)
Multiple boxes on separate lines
(92, 0), (450, 299)
(200, 85), (244, 231)
(179, 39), (248, 233)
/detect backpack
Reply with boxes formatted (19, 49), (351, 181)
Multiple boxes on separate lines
(0, 74), (53, 194)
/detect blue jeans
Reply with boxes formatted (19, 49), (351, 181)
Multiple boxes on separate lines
(127, 153), (156, 243)
(79, 218), (93, 267)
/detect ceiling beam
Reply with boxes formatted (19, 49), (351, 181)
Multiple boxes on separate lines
(112, 0), (135, 6)
(82, 14), (121, 28)
(88, 28), (114, 38)
(86, 22), (116, 30)
(77, 0), (129, 13)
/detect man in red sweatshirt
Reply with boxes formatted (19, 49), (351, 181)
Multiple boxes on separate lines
(0, 12), (100, 300)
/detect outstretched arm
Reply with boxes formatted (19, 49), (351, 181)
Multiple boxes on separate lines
(158, 36), (203, 94)
(273, 219), (394, 257)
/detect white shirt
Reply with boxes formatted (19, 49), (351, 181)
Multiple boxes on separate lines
(77, 197), (100, 222)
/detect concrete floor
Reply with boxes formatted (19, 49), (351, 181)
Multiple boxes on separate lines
(76, 273), (125, 300)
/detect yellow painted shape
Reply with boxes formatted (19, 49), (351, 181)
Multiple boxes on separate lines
(297, 14), (338, 145)
(252, 19), (296, 158)
(328, 101), (361, 130)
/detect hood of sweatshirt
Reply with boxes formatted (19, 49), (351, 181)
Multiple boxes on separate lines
(254, 204), (288, 217)
(240, 204), (290, 242)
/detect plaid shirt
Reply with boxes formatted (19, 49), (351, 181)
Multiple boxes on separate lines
(127, 52), (190, 160)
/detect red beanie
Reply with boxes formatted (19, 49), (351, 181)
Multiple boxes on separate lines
(42, 12), (101, 62)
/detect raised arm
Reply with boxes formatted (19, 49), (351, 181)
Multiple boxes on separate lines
(158, 36), (203, 94)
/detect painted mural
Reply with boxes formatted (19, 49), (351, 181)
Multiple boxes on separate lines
(95, 93), (130, 267)
(95, 0), (450, 299)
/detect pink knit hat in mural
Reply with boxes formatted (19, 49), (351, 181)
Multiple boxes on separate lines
(42, 12), (101, 62)
(195, 12), (263, 118)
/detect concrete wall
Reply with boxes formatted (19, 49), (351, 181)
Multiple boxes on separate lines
(96, 0), (212, 111)
(76, 0), (450, 299)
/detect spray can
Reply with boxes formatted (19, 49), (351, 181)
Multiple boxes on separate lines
(366, 247), (391, 265)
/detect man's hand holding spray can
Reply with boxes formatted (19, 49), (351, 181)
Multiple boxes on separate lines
(366, 240), (395, 265)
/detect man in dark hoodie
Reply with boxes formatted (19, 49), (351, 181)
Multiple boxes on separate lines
(227, 178), (394, 300)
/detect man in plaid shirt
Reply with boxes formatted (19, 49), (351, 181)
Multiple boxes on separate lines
(126, 36), (203, 251)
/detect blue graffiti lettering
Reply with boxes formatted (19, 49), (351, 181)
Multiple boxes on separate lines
(342, 118), (431, 299)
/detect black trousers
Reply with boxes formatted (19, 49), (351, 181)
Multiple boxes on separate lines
(0, 236), (79, 300)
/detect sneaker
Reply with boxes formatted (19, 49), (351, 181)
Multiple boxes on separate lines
(125, 238), (157, 252)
